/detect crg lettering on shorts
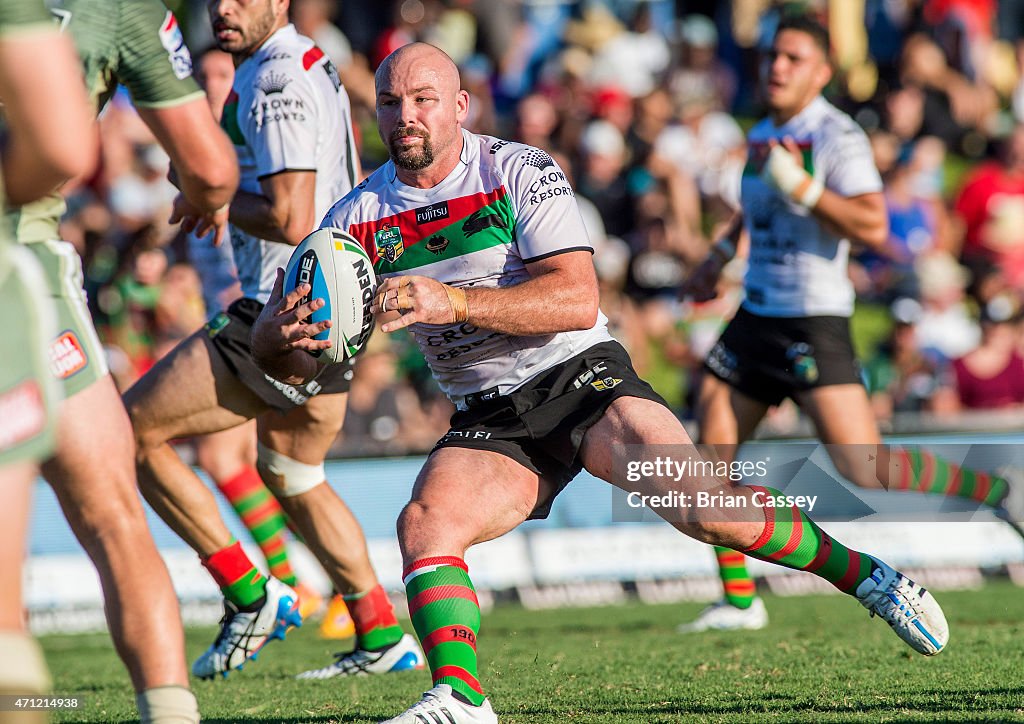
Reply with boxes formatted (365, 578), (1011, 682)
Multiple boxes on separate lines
(158, 11), (192, 80)
(0, 379), (45, 451)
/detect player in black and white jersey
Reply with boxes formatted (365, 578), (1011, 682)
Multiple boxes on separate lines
(680, 15), (1019, 634)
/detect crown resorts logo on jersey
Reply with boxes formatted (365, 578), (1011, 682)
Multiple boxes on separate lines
(522, 149), (555, 170)
(158, 11), (193, 81)
(257, 71), (292, 95)
(374, 225), (405, 263)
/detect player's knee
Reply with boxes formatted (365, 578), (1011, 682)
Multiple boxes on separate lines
(397, 500), (448, 553)
(256, 442), (325, 497)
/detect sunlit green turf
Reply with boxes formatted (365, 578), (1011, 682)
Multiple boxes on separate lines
(43, 582), (1024, 723)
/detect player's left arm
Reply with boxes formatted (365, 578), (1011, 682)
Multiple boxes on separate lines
(763, 131), (888, 251)
(230, 66), (322, 245)
(374, 249), (599, 335)
(228, 169), (317, 245)
(810, 187), (887, 251)
(374, 146), (599, 335)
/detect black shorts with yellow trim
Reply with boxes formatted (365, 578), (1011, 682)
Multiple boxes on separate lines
(432, 340), (668, 519)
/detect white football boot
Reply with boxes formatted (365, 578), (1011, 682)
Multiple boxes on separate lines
(855, 557), (948, 656)
(380, 684), (497, 724)
(295, 633), (425, 679)
(677, 596), (769, 633)
(192, 578), (302, 679)
(994, 465), (1024, 540)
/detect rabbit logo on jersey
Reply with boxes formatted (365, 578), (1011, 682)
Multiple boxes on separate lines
(159, 12), (193, 80)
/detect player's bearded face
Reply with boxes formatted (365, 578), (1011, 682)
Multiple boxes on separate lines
(388, 127), (435, 170)
(209, 0), (277, 56)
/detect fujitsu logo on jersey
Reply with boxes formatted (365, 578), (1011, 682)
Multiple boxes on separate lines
(414, 201), (450, 225)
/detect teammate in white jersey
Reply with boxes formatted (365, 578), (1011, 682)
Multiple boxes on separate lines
(124, 0), (423, 681)
(253, 43), (948, 724)
(680, 15), (1019, 634)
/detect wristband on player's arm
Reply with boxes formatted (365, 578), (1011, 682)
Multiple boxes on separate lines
(761, 144), (824, 209)
(445, 284), (469, 323)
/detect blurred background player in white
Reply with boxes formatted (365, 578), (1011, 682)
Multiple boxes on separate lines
(187, 43), (343, 630)
(4, 0), (239, 721)
(0, 2), (95, 720)
(680, 13), (1021, 634)
(254, 43), (948, 724)
(124, 0), (422, 680)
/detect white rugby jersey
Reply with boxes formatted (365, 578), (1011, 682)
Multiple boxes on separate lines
(741, 96), (882, 317)
(221, 24), (358, 302)
(320, 130), (613, 406)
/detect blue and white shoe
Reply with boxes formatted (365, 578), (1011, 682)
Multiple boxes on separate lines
(296, 632), (424, 680)
(855, 558), (948, 656)
(192, 577), (302, 679)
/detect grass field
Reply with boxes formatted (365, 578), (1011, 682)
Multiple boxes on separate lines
(42, 582), (1024, 723)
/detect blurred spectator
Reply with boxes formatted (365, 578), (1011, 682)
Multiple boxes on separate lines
(912, 251), (981, 360)
(945, 294), (1024, 410)
(896, 33), (996, 156)
(336, 345), (447, 457)
(586, 4), (670, 98)
(654, 85), (745, 215)
(576, 119), (636, 238)
(863, 298), (947, 420)
(954, 124), (1024, 288)
(291, 0), (375, 112)
(514, 92), (564, 157)
(668, 14), (737, 113)
(855, 137), (950, 301)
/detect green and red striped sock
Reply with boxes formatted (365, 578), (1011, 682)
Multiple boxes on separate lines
(883, 448), (1008, 507)
(742, 486), (873, 594)
(404, 557), (484, 706)
(216, 466), (297, 586)
(345, 584), (405, 651)
(201, 539), (268, 608)
(714, 546), (756, 608)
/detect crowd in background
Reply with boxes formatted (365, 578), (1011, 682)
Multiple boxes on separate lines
(57, 0), (1024, 456)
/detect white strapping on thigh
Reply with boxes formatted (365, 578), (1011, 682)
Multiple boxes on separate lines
(256, 441), (325, 496)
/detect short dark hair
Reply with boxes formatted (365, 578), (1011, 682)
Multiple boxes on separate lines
(775, 13), (830, 57)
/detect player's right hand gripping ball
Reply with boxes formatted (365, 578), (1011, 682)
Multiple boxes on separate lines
(283, 228), (377, 363)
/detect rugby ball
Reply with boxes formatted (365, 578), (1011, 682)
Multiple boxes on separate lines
(283, 227), (376, 363)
